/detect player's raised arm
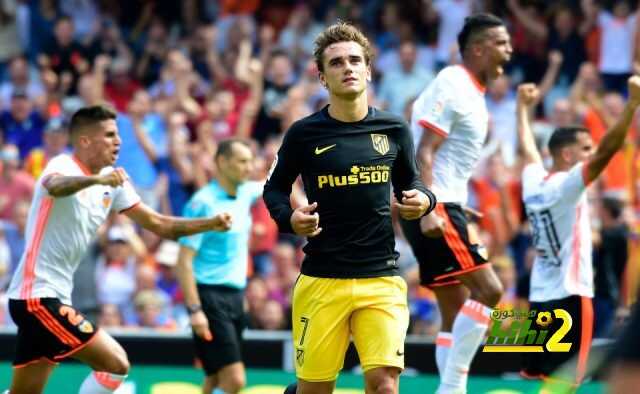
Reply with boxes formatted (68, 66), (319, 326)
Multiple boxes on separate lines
(124, 202), (232, 240)
(585, 76), (640, 183)
(516, 83), (543, 165)
(43, 167), (130, 197)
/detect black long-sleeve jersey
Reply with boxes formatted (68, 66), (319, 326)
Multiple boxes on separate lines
(263, 105), (435, 278)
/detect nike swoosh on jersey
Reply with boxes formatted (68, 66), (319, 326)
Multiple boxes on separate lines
(315, 144), (336, 155)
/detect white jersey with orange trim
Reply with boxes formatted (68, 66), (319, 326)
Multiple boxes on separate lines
(7, 154), (141, 304)
(522, 162), (594, 302)
(410, 64), (489, 204)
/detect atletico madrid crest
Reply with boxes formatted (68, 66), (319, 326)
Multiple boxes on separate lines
(371, 134), (389, 155)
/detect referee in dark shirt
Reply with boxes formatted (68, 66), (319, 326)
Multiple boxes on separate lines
(263, 22), (435, 394)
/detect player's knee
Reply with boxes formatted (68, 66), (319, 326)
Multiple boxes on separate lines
(106, 351), (130, 375)
(366, 370), (398, 394)
(218, 373), (245, 394)
(370, 379), (396, 394)
(479, 281), (503, 308)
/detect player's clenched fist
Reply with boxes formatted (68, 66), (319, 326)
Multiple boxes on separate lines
(98, 167), (129, 187)
(210, 212), (232, 231)
(291, 202), (322, 237)
(517, 83), (539, 106)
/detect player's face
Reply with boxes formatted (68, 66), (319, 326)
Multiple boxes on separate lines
(480, 26), (512, 80)
(219, 142), (254, 186)
(87, 119), (121, 169)
(319, 41), (371, 98)
(567, 132), (594, 164)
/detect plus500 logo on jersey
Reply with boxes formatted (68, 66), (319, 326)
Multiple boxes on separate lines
(317, 165), (390, 189)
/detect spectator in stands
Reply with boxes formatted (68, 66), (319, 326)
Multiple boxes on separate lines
(378, 41), (433, 116)
(0, 144), (33, 220)
(0, 55), (45, 109)
(98, 303), (124, 328)
(0, 89), (46, 159)
(279, 3), (324, 68)
(245, 276), (269, 328)
(116, 90), (166, 210)
(253, 50), (294, 143)
(133, 288), (176, 329)
(23, 116), (70, 179)
(95, 226), (139, 314)
(154, 240), (182, 306)
(39, 15), (89, 94)
(582, 0), (639, 94)
(487, 75), (517, 165)
(593, 197), (630, 337)
(1, 199), (28, 279)
(254, 299), (286, 330)
(264, 242), (298, 309)
(0, 0), (21, 81)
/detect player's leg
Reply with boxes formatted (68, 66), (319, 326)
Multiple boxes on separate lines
(203, 374), (218, 394)
(7, 299), (59, 394)
(292, 275), (352, 394)
(436, 265), (501, 393)
(215, 362), (246, 394)
(399, 214), (465, 377)
(194, 286), (246, 394)
(432, 283), (469, 376)
(431, 204), (501, 393)
(363, 367), (401, 394)
(73, 329), (130, 393)
(351, 276), (410, 394)
(9, 359), (57, 394)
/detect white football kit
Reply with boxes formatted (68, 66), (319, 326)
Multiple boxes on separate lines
(8, 154), (141, 303)
(522, 162), (594, 302)
(410, 64), (489, 204)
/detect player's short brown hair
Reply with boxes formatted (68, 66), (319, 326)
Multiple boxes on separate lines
(313, 22), (373, 73)
(69, 105), (117, 136)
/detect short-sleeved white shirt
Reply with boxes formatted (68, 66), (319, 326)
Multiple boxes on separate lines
(7, 154), (141, 303)
(410, 65), (489, 204)
(522, 162), (594, 302)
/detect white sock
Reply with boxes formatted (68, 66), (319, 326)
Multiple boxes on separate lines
(437, 299), (491, 394)
(435, 332), (453, 377)
(78, 372), (127, 393)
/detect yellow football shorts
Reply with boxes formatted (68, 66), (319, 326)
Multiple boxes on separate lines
(291, 274), (409, 382)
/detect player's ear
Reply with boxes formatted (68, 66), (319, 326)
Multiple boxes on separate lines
(366, 64), (372, 82)
(319, 72), (327, 88)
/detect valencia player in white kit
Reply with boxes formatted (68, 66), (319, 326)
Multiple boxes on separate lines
(400, 14), (512, 394)
(4, 106), (232, 394)
(517, 78), (640, 385)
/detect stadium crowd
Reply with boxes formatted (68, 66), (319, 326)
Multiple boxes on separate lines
(0, 0), (638, 339)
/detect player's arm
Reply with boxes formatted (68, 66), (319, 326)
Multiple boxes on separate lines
(263, 128), (321, 236)
(174, 245), (212, 341)
(124, 202), (232, 240)
(415, 126), (447, 236)
(392, 122), (436, 220)
(516, 83), (543, 165)
(585, 76), (640, 184)
(43, 167), (129, 197)
(416, 126), (445, 187)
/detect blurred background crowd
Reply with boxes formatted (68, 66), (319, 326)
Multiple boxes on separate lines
(0, 0), (639, 340)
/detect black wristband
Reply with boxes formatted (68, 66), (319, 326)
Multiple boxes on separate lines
(186, 304), (202, 315)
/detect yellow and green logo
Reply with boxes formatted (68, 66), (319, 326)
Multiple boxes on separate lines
(482, 309), (573, 353)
